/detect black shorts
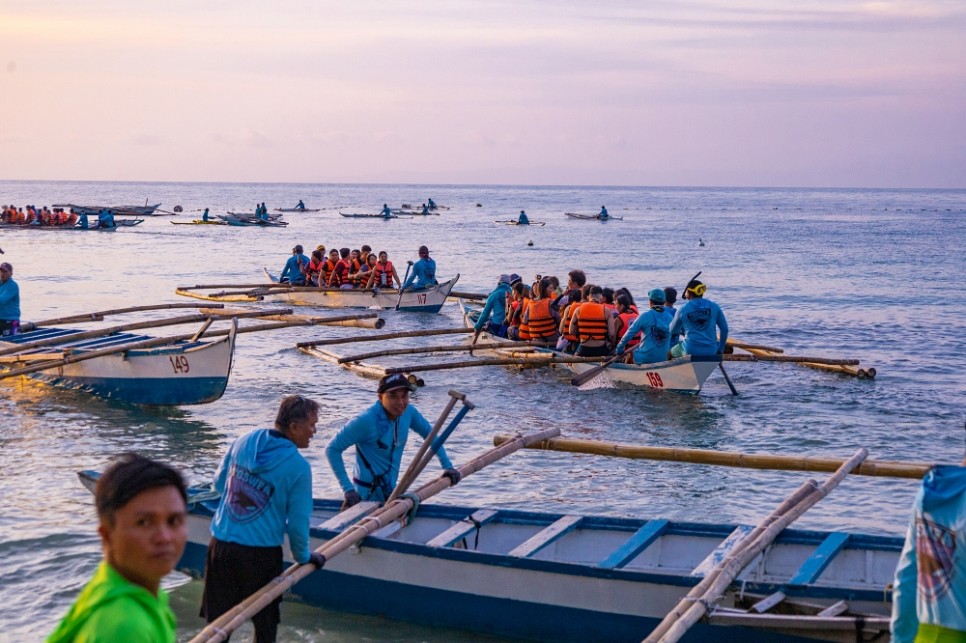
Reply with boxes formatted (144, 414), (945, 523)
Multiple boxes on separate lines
(200, 538), (283, 643)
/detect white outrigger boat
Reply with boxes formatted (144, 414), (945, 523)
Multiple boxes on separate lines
(461, 301), (719, 393)
(76, 471), (899, 642)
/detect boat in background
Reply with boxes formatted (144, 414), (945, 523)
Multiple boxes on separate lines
(217, 214), (289, 227)
(76, 472), (898, 642)
(339, 211), (407, 219)
(564, 212), (623, 221)
(52, 203), (162, 216)
(274, 207), (321, 212)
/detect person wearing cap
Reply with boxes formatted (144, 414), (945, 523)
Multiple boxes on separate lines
(280, 244), (310, 286)
(0, 262), (20, 336)
(400, 245), (438, 291)
(201, 395), (324, 642)
(669, 279), (728, 358)
(474, 274), (513, 339)
(517, 210), (529, 225)
(325, 374), (461, 508)
(616, 289), (673, 365)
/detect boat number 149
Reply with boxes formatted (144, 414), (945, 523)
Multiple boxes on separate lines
(169, 355), (190, 374)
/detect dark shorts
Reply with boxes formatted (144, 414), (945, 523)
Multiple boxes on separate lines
(200, 538), (283, 643)
(0, 320), (19, 336)
(576, 343), (611, 357)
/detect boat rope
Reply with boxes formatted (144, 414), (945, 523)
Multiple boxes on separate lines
(459, 515), (484, 550)
(401, 492), (421, 525)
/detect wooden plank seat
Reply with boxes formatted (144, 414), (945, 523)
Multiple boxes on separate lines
(426, 509), (499, 548)
(508, 515), (582, 558)
(318, 501), (380, 531)
(598, 519), (669, 569)
(691, 524), (755, 577)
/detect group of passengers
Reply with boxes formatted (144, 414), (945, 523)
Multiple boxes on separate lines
(473, 269), (728, 365)
(1, 204), (117, 229)
(280, 244), (436, 293)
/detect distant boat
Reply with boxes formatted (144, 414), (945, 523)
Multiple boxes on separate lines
(494, 219), (546, 226)
(53, 203), (162, 216)
(564, 212), (623, 221)
(217, 214), (288, 227)
(339, 212), (405, 219)
(274, 207), (321, 213)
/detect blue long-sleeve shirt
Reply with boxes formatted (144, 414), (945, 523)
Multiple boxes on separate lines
(475, 283), (511, 331)
(401, 257), (437, 290)
(280, 253), (309, 285)
(616, 306), (673, 364)
(325, 401), (453, 502)
(210, 429), (314, 564)
(0, 278), (20, 321)
(668, 297), (728, 355)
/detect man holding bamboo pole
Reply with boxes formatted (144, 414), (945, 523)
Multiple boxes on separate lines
(325, 373), (461, 508)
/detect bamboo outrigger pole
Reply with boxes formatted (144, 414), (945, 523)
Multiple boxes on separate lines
(296, 327), (471, 348)
(31, 303), (227, 326)
(493, 435), (933, 479)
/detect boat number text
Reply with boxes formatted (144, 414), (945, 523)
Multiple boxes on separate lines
(646, 372), (664, 387)
(417, 294), (427, 304)
(169, 355), (190, 374)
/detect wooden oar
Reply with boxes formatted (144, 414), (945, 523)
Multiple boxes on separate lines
(394, 262), (413, 310)
(31, 303), (227, 326)
(0, 309), (291, 358)
(570, 350), (628, 387)
(188, 427), (562, 643)
(647, 449), (868, 643)
(385, 354), (605, 374)
(718, 362), (738, 395)
(338, 341), (550, 363)
(295, 327), (470, 348)
(492, 435), (933, 479)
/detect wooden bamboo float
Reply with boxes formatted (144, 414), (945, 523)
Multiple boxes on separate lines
(188, 427), (562, 643)
(337, 341), (548, 363)
(177, 282), (296, 291)
(723, 354), (860, 366)
(298, 347), (390, 379)
(740, 346), (875, 379)
(384, 354), (606, 374)
(296, 327), (471, 348)
(646, 449), (868, 643)
(31, 303), (227, 326)
(492, 434), (932, 479)
(0, 309), (293, 358)
(726, 338), (785, 354)
(254, 311), (385, 329)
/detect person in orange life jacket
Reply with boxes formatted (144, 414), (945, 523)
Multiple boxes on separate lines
(556, 287), (584, 352)
(328, 247), (354, 289)
(352, 253), (377, 288)
(366, 250), (402, 289)
(280, 245), (310, 286)
(614, 293), (640, 361)
(616, 289), (673, 365)
(505, 278), (528, 341)
(523, 277), (560, 344)
(319, 249), (340, 288)
(325, 374), (462, 508)
(663, 287), (680, 345)
(570, 285), (615, 357)
(346, 249), (363, 287)
(547, 275), (562, 298)
(305, 249), (325, 286)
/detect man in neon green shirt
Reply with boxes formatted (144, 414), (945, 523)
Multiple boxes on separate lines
(49, 453), (188, 642)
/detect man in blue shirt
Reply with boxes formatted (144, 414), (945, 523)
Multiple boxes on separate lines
(400, 246), (438, 291)
(326, 374), (461, 507)
(518, 210), (530, 225)
(0, 262), (20, 336)
(381, 203), (393, 219)
(280, 245), (310, 285)
(474, 274), (512, 338)
(598, 205), (609, 220)
(669, 279), (728, 357)
(616, 288), (673, 364)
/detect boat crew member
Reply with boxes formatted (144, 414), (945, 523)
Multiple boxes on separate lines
(201, 395), (325, 643)
(202, 207), (210, 222)
(892, 447), (966, 643)
(280, 245), (310, 286)
(400, 246), (437, 291)
(381, 203), (393, 219)
(297, 200), (305, 211)
(616, 289), (673, 364)
(570, 285), (615, 357)
(48, 454), (188, 643)
(77, 210), (89, 229)
(0, 262), (20, 336)
(663, 287), (680, 345)
(598, 205), (609, 220)
(427, 198), (437, 210)
(325, 374), (461, 508)
(474, 274), (513, 339)
(668, 279), (728, 358)
(518, 210), (530, 225)
(366, 251), (401, 289)
(421, 203), (430, 215)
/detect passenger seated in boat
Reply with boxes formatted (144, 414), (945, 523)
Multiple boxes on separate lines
(347, 249), (363, 288)
(305, 249), (324, 286)
(613, 293), (640, 361)
(668, 280), (728, 358)
(598, 205), (609, 220)
(616, 289), (673, 365)
(381, 203), (392, 219)
(400, 245), (437, 291)
(366, 251), (401, 289)
(350, 253), (376, 289)
(474, 274), (513, 340)
(320, 249), (339, 287)
(518, 210), (529, 225)
(571, 286), (614, 357)
(427, 198), (437, 210)
(523, 278), (559, 345)
(663, 287), (679, 345)
(328, 247), (353, 289)
(556, 286), (583, 352)
(505, 279), (528, 341)
(78, 211), (89, 229)
(359, 244), (372, 265)
(280, 244), (309, 286)
(421, 203), (430, 215)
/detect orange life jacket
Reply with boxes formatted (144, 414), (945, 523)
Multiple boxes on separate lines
(349, 258), (363, 286)
(372, 260), (395, 287)
(576, 302), (608, 342)
(526, 298), (557, 339)
(561, 301), (582, 341)
(321, 258), (338, 285)
(517, 298), (532, 340)
(617, 311), (641, 348)
(330, 259), (351, 286)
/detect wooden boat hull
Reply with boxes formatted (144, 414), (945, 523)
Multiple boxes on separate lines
(339, 212), (402, 219)
(274, 207), (321, 212)
(0, 323), (236, 405)
(494, 219), (546, 226)
(171, 220), (227, 225)
(564, 212), (622, 221)
(264, 269), (459, 312)
(54, 203), (161, 216)
(77, 473), (896, 643)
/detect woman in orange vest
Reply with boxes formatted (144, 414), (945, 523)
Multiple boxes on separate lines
(366, 251), (401, 289)
(319, 249), (340, 288)
(570, 286), (615, 357)
(505, 281), (527, 341)
(523, 278), (559, 344)
(614, 293), (641, 362)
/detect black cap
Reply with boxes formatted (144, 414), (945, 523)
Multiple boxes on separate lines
(378, 373), (417, 394)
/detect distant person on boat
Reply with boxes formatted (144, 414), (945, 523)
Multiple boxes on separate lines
(427, 198), (437, 210)
(474, 274), (514, 339)
(97, 209), (116, 229)
(570, 285), (615, 357)
(518, 210), (530, 225)
(366, 251), (401, 289)
(280, 245), (310, 286)
(297, 200), (305, 211)
(400, 246), (438, 291)
(669, 280), (728, 358)
(257, 206), (270, 222)
(202, 207), (210, 222)
(200, 395), (324, 643)
(891, 449), (966, 643)
(598, 206), (609, 221)
(421, 203), (430, 215)
(616, 289), (673, 364)
(0, 262), (19, 337)
(325, 374), (461, 508)
(47, 454), (187, 643)
(381, 203), (393, 219)
(78, 211), (90, 229)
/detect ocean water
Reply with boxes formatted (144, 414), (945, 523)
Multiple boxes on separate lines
(1, 181), (964, 642)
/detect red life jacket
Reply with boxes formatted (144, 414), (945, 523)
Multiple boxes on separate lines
(561, 301), (582, 341)
(321, 258), (338, 285)
(330, 259), (351, 286)
(517, 298), (532, 340)
(349, 258), (363, 287)
(372, 260), (395, 287)
(576, 302), (608, 342)
(526, 298), (557, 339)
(617, 311), (641, 348)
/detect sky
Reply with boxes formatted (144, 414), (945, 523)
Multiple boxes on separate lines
(1, 1), (964, 188)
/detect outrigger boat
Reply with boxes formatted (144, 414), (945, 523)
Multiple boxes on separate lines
(461, 301), (719, 393)
(274, 207), (321, 212)
(75, 471), (898, 642)
(53, 203), (162, 216)
(494, 219), (547, 226)
(0, 320), (237, 405)
(565, 212), (623, 221)
(217, 214), (288, 227)
(339, 211), (408, 219)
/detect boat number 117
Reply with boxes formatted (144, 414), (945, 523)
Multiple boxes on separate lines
(169, 355), (190, 374)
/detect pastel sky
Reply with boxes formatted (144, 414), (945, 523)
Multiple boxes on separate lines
(1, 1), (964, 187)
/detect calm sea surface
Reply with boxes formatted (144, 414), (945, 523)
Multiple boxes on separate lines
(1, 181), (964, 642)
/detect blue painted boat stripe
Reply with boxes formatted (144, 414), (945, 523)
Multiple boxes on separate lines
(598, 519), (669, 569)
(788, 532), (851, 586)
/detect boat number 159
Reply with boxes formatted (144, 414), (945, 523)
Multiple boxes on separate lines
(646, 372), (664, 387)
(169, 355), (190, 374)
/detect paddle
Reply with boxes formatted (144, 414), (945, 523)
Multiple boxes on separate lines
(394, 261), (413, 310)
(569, 350), (628, 387)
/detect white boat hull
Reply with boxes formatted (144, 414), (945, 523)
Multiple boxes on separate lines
(265, 270), (459, 313)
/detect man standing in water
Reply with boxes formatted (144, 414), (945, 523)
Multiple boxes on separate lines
(0, 262), (20, 336)
(325, 373), (461, 507)
(48, 453), (188, 643)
